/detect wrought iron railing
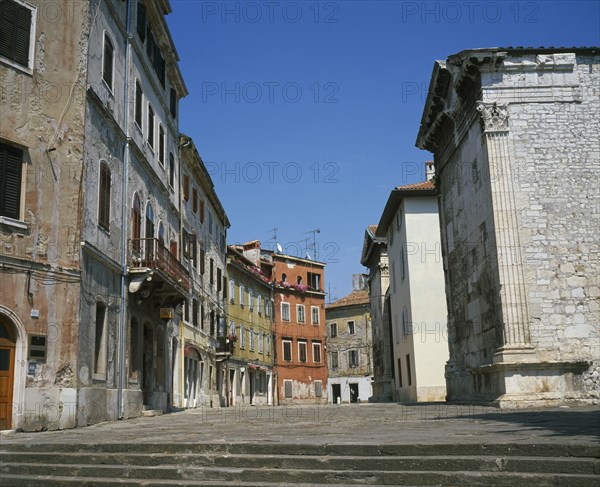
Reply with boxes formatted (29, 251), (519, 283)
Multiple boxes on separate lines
(129, 238), (190, 291)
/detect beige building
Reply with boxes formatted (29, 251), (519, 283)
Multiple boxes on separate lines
(416, 48), (600, 407)
(376, 166), (448, 402)
(325, 276), (373, 404)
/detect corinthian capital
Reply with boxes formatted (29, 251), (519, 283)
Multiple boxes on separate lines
(477, 102), (509, 133)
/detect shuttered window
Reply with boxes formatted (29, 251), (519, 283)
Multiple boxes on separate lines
(314, 380), (323, 398)
(284, 380), (292, 398)
(0, 143), (23, 220)
(0, 0), (33, 68)
(182, 174), (190, 200)
(168, 153), (175, 188)
(147, 104), (154, 148)
(102, 33), (114, 90)
(136, 2), (146, 42)
(98, 162), (110, 231)
(170, 88), (177, 118)
(131, 193), (141, 252)
(134, 81), (143, 128)
(158, 125), (165, 165)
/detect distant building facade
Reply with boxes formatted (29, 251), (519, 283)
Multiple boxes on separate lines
(325, 275), (373, 404)
(361, 225), (394, 402)
(416, 48), (600, 407)
(376, 167), (448, 402)
(226, 242), (274, 406)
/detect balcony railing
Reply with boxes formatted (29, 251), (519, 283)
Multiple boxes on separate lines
(129, 238), (190, 292)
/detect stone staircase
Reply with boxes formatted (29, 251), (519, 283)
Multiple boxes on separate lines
(1, 442), (598, 486)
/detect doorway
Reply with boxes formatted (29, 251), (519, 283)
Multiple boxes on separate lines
(349, 383), (359, 403)
(0, 318), (16, 430)
(142, 324), (153, 406)
(331, 384), (341, 404)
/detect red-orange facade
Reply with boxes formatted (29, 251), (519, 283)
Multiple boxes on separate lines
(268, 253), (328, 404)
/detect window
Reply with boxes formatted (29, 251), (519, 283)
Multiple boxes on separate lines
(281, 302), (290, 322)
(223, 274), (227, 299)
(330, 351), (339, 368)
(168, 153), (175, 188)
(297, 305), (305, 324)
(348, 349), (359, 368)
(402, 307), (409, 337)
(0, 0), (35, 69)
(248, 289), (254, 311)
(208, 211), (213, 235)
(249, 329), (255, 351)
(400, 247), (406, 280)
(135, 80), (143, 129)
(348, 320), (355, 335)
(229, 279), (235, 303)
(170, 88), (177, 118)
(190, 234), (197, 268)
(200, 246), (205, 275)
(258, 331), (263, 353)
(98, 162), (111, 231)
(229, 322), (236, 337)
(200, 304), (205, 330)
(94, 302), (108, 376)
(240, 325), (245, 348)
(307, 272), (320, 290)
(314, 380), (323, 398)
(312, 341), (321, 363)
(265, 298), (270, 318)
(129, 318), (139, 378)
(209, 258), (214, 285)
(282, 339), (292, 361)
(192, 299), (199, 327)
(183, 299), (189, 323)
(266, 334), (271, 355)
(311, 306), (320, 325)
(397, 358), (403, 388)
(284, 380), (292, 398)
(145, 203), (154, 239)
(192, 188), (198, 213)
(330, 322), (337, 338)
(102, 32), (114, 90)
(298, 341), (307, 363)
(239, 286), (245, 307)
(183, 174), (190, 200)
(131, 193), (141, 252)
(136, 1), (146, 42)
(217, 268), (222, 293)
(0, 143), (23, 220)
(158, 125), (165, 166)
(147, 104), (154, 149)
(406, 354), (412, 386)
(257, 295), (262, 314)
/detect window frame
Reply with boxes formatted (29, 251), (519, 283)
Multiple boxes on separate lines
(0, 0), (37, 72)
(134, 79), (143, 130)
(282, 339), (292, 362)
(98, 161), (111, 232)
(348, 320), (355, 335)
(102, 30), (115, 92)
(311, 306), (320, 325)
(298, 340), (307, 363)
(296, 304), (305, 324)
(312, 341), (321, 363)
(330, 322), (337, 338)
(281, 302), (290, 322)
(147, 103), (155, 150)
(0, 142), (25, 222)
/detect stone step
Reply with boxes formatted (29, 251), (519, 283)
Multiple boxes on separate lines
(0, 452), (598, 474)
(0, 470), (598, 487)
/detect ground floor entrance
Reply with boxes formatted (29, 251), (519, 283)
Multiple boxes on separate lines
(0, 316), (16, 430)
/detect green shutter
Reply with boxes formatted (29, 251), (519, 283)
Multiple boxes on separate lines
(0, 143), (23, 219)
(0, 0), (32, 67)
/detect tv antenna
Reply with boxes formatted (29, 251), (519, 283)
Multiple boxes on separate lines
(304, 229), (320, 261)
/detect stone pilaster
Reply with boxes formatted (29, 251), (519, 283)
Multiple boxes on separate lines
(477, 101), (535, 362)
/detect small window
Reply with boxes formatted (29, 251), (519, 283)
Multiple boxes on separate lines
(0, 0), (35, 69)
(0, 142), (24, 220)
(217, 268), (222, 292)
(307, 272), (320, 290)
(311, 306), (320, 325)
(281, 302), (290, 322)
(400, 248), (406, 280)
(135, 80), (143, 129)
(284, 379), (292, 398)
(229, 279), (235, 303)
(158, 125), (165, 165)
(257, 295), (262, 314)
(297, 304), (305, 324)
(98, 162), (111, 231)
(240, 325), (246, 348)
(266, 334), (271, 355)
(314, 380), (323, 398)
(406, 354), (412, 386)
(131, 193), (141, 251)
(330, 351), (339, 368)
(94, 302), (108, 376)
(200, 247), (205, 275)
(170, 88), (177, 118)
(192, 188), (198, 213)
(330, 322), (337, 338)
(298, 341), (307, 363)
(169, 153), (175, 188)
(136, 1), (146, 42)
(249, 329), (255, 351)
(183, 299), (190, 323)
(229, 322), (236, 337)
(348, 349), (359, 368)
(192, 299), (199, 327)
(282, 340), (292, 361)
(312, 342), (321, 363)
(199, 199), (205, 223)
(248, 289), (254, 312)
(348, 320), (355, 335)
(210, 258), (214, 285)
(147, 104), (155, 149)
(258, 331), (263, 353)
(239, 285), (245, 307)
(183, 174), (190, 200)
(102, 32), (114, 90)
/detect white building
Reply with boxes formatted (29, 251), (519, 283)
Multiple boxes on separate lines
(376, 165), (448, 402)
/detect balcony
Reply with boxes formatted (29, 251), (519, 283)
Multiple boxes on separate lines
(129, 238), (190, 294)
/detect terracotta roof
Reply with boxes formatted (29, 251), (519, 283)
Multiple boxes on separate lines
(368, 224), (378, 234)
(395, 180), (435, 191)
(327, 289), (370, 309)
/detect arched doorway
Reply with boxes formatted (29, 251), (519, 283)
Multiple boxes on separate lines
(0, 317), (16, 430)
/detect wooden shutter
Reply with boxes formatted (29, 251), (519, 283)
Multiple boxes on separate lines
(170, 88), (177, 118)
(183, 174), (190, 200)
(135, 81), (142, 127)
(0, 143), (23, 219)
(98, 163), (110, 230)
(192, 188), (198, 213)
(0, 1), (32, 68)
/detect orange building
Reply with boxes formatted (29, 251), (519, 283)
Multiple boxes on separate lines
(264, 250), (328, 404)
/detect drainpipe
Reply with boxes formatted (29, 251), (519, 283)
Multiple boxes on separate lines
(117, 0), (133, 420)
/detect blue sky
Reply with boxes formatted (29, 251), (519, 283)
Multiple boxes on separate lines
(166, 0), (600, 301)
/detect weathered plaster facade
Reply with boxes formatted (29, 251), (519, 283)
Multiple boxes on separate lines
(416, 48), (600, 407)
(325, 277), (373, 404)
(360, 225), (394, 402)
(376, 176), (449, 402)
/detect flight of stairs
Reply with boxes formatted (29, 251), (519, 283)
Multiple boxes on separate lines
(1, 442), (598, 486)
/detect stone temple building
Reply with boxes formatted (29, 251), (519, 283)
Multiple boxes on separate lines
(416, 47), (599, 407)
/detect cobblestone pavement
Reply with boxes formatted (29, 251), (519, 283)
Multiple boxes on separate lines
(1, 403), (599, 447)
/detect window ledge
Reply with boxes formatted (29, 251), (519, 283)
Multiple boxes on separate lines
(0, 216), (28, 231)
(0, 57), (33, 76)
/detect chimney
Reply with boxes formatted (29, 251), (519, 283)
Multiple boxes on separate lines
(425, 161), (435, 181)
(242, 240), (261, 265)
(352, 274), (368, 291)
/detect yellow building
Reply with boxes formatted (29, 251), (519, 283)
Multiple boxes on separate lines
(225, 242), (274, 406)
